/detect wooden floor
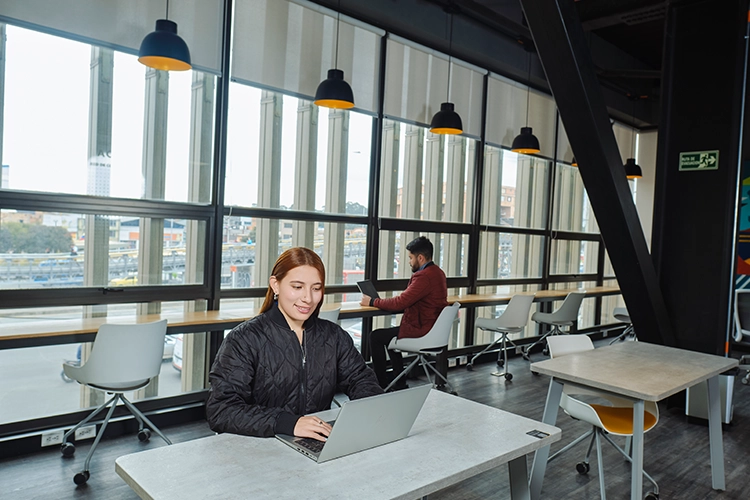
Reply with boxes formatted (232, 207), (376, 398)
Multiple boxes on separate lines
(2, 341), (749, 500)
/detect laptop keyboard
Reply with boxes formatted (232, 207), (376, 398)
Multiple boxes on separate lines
(294, 437), (325, 453)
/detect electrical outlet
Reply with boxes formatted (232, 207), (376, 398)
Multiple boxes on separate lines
(41, 430), (63, 447)
(75, 425), (97, 441)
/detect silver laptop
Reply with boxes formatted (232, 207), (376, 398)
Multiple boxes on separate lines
(356, 280), (380, 300)
(276, 384), (431, 463)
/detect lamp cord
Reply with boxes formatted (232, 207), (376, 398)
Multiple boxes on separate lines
(166, 0), (169, 20)
(334, 0), (341, 70)
(525, 51), (531, 127)
(447, 12), (454, 102)
(630, 96), (636, 158)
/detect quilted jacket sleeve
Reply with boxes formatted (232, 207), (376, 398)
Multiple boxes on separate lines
(205, 323), (299, 437)
(333, 327), (384, 400)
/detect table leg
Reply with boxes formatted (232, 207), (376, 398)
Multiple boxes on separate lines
(508, 455), (530, 500)
(630, 400), (644, 500)
(706, 375), (726, 490)
(529, 378), (563, 500)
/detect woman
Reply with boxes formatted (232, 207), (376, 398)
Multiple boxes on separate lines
(206, 247), (382, 441)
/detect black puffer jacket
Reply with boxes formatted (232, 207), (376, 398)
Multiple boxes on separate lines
(206, 303), (383, 437)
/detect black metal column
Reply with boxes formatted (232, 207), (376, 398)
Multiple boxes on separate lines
(518, 0), (674, 345)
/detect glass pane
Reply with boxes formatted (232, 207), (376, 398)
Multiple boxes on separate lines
(376, 231), (467, 280)
(478, 232), (544, 279)
(2, 26), (215, 203)
(225, 84), (372, 214)
(552, 163), (597, 233)
(549, 240), (599, 275)
(481, 145), (548, 229)
(379, 119), (475, 223)
(221, 216), (367, 288)
(0, 210), (206, 289)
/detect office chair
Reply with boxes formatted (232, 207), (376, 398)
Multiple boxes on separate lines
(318, 306), (342, 323)
(733, 290), (750, 385)
(384, 302), (460, 394)
(609, 306), (637, 344)
(60, 320), (172, 485)
(468, 294), (535, 381)
(546, 335), (659, 500)
(522, 291), (585, 360)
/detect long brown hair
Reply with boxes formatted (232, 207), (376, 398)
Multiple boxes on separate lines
(260, 247), (326, 315)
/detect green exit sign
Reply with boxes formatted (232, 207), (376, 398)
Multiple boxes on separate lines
(679, 150), (719, 171)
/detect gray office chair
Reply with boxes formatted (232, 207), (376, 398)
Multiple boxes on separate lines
(609, 306), (637, 344)
(546, 335), (659, 500)
(468, 294), (535, 381)
(384, 302), (460, 394)
(61, 320), (171, 485)
(523, 292), (586, 360)
(733, 290), (750, 385)
(318, 306), (341, 323)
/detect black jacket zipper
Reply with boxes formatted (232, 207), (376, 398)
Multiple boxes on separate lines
(299, 329), (306, 415)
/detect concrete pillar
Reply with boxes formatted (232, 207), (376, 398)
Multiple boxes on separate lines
(292, 100), (318, 248)
(323, 109), (348, 295)
(255, 91), (283, 282)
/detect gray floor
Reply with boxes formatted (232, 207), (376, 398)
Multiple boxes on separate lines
(2, 343), (749, 499)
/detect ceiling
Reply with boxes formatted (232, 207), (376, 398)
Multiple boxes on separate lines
(444, 0), (668, 123)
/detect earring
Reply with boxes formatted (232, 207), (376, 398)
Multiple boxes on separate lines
(273, 292), (278, 300)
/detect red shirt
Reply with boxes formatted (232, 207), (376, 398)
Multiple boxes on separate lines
(372, 262), (448, 339)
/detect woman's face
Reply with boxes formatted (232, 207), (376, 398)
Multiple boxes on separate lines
(269, 265), (323, 326)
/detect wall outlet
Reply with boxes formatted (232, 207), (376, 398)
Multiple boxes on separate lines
(41, 430), (63, 447)
(75, 425), (97, 441)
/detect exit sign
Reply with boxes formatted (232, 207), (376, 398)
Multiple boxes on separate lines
(679, 150), (719, 171)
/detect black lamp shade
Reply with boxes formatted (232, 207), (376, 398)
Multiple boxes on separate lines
(429, 102), (463, 135)
(511, 127), (540, 154)
(138, 20), (191, 71)
(314, 69), (355, 109)
(624, 158), (643, 179)
(571, 156), (578, 167)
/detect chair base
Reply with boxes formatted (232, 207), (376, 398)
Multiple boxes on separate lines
(548, 426), (659, 500)
(609, 325), (637, 345)
(468, 330), (516, 381)
(522, 325), (566, 361)
(385, 351), (457, 395)
(61, 391), (171, 485)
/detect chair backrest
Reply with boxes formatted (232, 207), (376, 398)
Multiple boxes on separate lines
(547, 334), (594, 358)
(734, 290), (750, 342)
(612, 306), (630, 323)
(494, 294), (535, 329)
(392, 302), (460, 351)
(549, 292), (586, 322)
(318, 306), (341, 323)
(76, 320), (168, 387)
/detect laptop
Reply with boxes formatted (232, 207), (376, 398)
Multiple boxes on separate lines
(356, 280), (380, 300)
(276, 384), (431, 463)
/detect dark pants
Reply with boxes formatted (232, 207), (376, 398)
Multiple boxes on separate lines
(369, 326), (404, 389)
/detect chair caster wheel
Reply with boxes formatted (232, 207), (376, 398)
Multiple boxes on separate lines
(61, 442), (76, 457)
(73, 470), (90, 485)
(449, 390), (458, 396)
(742, 377), (749, 386)
(496, 359), (504, 367)
(466, 364), (474, 371)
(504, 373), (513, 381)
(576, 462), (590, 475)
(644, 493), (658, 500)
(138, 428), (151, 442)
(542, 348), (549, 356)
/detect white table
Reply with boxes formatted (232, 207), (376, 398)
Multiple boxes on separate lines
(529, 341), (738, 500)
(116, 389), (560, 500)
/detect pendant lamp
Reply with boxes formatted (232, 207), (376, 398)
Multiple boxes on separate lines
(314, 0), (354, 109)
(624, 96), (642, 179)
(571, 156), (578, 167)
(430, 6), (463, 135)
(511, 51), (540, 154)
(138, 0), (191, 71)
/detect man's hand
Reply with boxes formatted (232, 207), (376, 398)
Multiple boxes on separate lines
(360, 294), (372, 307)
(294, 415), (332, 442)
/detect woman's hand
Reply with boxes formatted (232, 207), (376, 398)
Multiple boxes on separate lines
(294, 415), (332, 442)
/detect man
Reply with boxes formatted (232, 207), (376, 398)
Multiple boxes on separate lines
(360, 236), (448, 389)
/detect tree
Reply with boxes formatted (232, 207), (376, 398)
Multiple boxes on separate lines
(0, 222), (73, 253)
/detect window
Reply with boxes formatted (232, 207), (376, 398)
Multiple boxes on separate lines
(376, 230), (468, 280)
